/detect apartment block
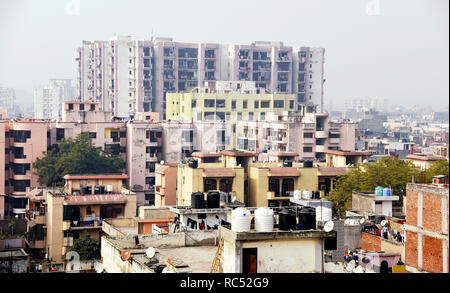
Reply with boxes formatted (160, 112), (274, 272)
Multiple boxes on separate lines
(0, 85), (16, 119)
(77, 37), (325, 119)
(236, 111), (357, 161)
(25, 174), (136, 262)
(34, 79), (76, 120)
(404, 176), (449, 273)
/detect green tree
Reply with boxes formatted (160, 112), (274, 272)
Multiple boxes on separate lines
(33, 133), (125, 186)
(329, 157), (420, 215)
(69, 238), (101, 260)
(416, 160), (449, 184)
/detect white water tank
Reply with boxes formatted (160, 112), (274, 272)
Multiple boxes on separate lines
(315, 206), (332, 222)
(254, 207), (274, 232)
(231, 208), (251, 232)
(293, 190), (302, 200)
(302, 190), (310, 200)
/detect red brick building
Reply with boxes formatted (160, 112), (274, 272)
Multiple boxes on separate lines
(405, 176), (449, 273)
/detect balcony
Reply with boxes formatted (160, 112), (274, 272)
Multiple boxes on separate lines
(303, 123), (315, 129)
(26, 211), (46, 225)
(316, 131), (328, 139)
(329, 138), (340, 144)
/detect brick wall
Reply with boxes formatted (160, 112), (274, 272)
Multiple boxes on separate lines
(422, 192), (442, 233)
(422, 236), (443, 273)
(405, 231), (418, 268)
(361, 232), (381, 252)
(406, 189), (418, 226)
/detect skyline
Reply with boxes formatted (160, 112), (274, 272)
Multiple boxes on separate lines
(0, 0), (449, 110)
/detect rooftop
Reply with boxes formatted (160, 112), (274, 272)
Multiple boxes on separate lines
(192, 152), (222, 158)
(318, 166), (349, 176)
(405, 154), (447, 161)
(64, 194), (128, 205)
(219, 150), (256, 157)
(325, 150), (371, 157)
(63, 174), (129, 180)
(219, 226), (335, 242)
(268, 167), (300, 176)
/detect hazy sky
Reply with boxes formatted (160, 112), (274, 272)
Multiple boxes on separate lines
(0, 0), (448, 109)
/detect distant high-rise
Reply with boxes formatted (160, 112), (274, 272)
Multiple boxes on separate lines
(0, 85), (16, 119)
(76, 36), (325, 119)
(34, 79), (76, 120)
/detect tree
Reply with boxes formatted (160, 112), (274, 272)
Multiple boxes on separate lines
(416, 160), (449, 184)
(69, 238), (101, 260)
(329, 157), (420, 215)
(33, 133), (125, 186)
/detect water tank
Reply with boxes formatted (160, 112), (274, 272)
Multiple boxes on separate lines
(383, 188), (391, 197)
(278, 209), (296, 231)
(231, 208), (251, 232)
(107, 184), (113, 193)
(298, 207), (316, 230)
(312, 191), (320, 199)
(191, 192), (205, 209)
(206, 191), (220, 209)
(85, 186), (92, 195)
(254, 207), (274, 232)
(188, 160), (198, 168)
(293, 190), (301, 200)
(315, 206), (332, 222)
(302, 190), (310, 200)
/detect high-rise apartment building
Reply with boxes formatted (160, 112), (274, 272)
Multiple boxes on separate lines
(34, 79), (76, 120)
(76, 36), (325, 119)
(0, 85), (16, 119)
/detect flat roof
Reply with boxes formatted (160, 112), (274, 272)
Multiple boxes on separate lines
(405, 154), (447, 161)
(325, 150), (371, 156)
(203, 168), (235, 177)
(268, 167), (300, 176)
(192, 152), (222, 158)
(155, 164), (177, 174)
(219, 226), (335, 242)
(170, 207), (232, 214)
(267, 152), (298, 157)
(318, 166), (349, 176)
(219, 150), (256, 157)
(63, 174), (129, 180)
(64, 194), (128, 205)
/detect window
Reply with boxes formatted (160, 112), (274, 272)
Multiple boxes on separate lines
(90, 104), (95, 111)
(204, 179), (217, 192)
(79, 104), (85, 111)
(249, 112), (254, 121)
(56, 128), (65, 141)
(274, 100), (284, 108)
(192, 100), (196, 108)
(120, 131), (127, 138)
(216, 112), (225, 121)
(216, 100), (226, 108)
(182, 130), (193, 142)
(232, 100), (236, 109)
(289, 100), (294, 109)
(261, 101), (270, 108)
(217, 130), (225, 144)
(303, 147), (313, 153)
(242, 248), (258, 273)
(68, 104), (74, 110)
(304, 132), (314, 138)
(204, 99), (215, 108)
(204, 112), (215, 121)
(260, 112), (265, 120)
(237, 112), (242, 120)
(146, 162), (156, 172)
(243, 101), (248, 109)
(219, 179), (233, 193)
(254, 101), (259, 109)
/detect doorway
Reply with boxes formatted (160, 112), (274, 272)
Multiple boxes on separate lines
(242, 248), (258, 273)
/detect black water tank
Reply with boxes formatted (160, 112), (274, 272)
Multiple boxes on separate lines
(279, 209), (296, 231)
(85, 186), (92, 195)
(312, 191), (321, 199)
(191, 192), (205, 209)
(303, 160), (313, 168)
(207, 191), (220, 209)
(188, 160), (198, 168)
(298, 207), (316, 230)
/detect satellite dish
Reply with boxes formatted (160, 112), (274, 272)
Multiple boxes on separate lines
(380, 220), (388, 227)
(94, 262), (104, 273)
(146, 247), (156, 259)
(121, 249), (131, 261)
(360, 217), (366, 225)
(323, 221), (334, 232)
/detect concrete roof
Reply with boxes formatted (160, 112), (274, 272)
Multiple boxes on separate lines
(219, 150), (256, 157)
(268, 167), (300, 176)
(405, 154), (447, 161)
(325, 150), (371, 156)
(63, 174), (129, 180)
(202, 168), (235, 177)
(318, 166), (349, 176)
(192, 152), (222, 158)
(219, 226), (335, 242)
